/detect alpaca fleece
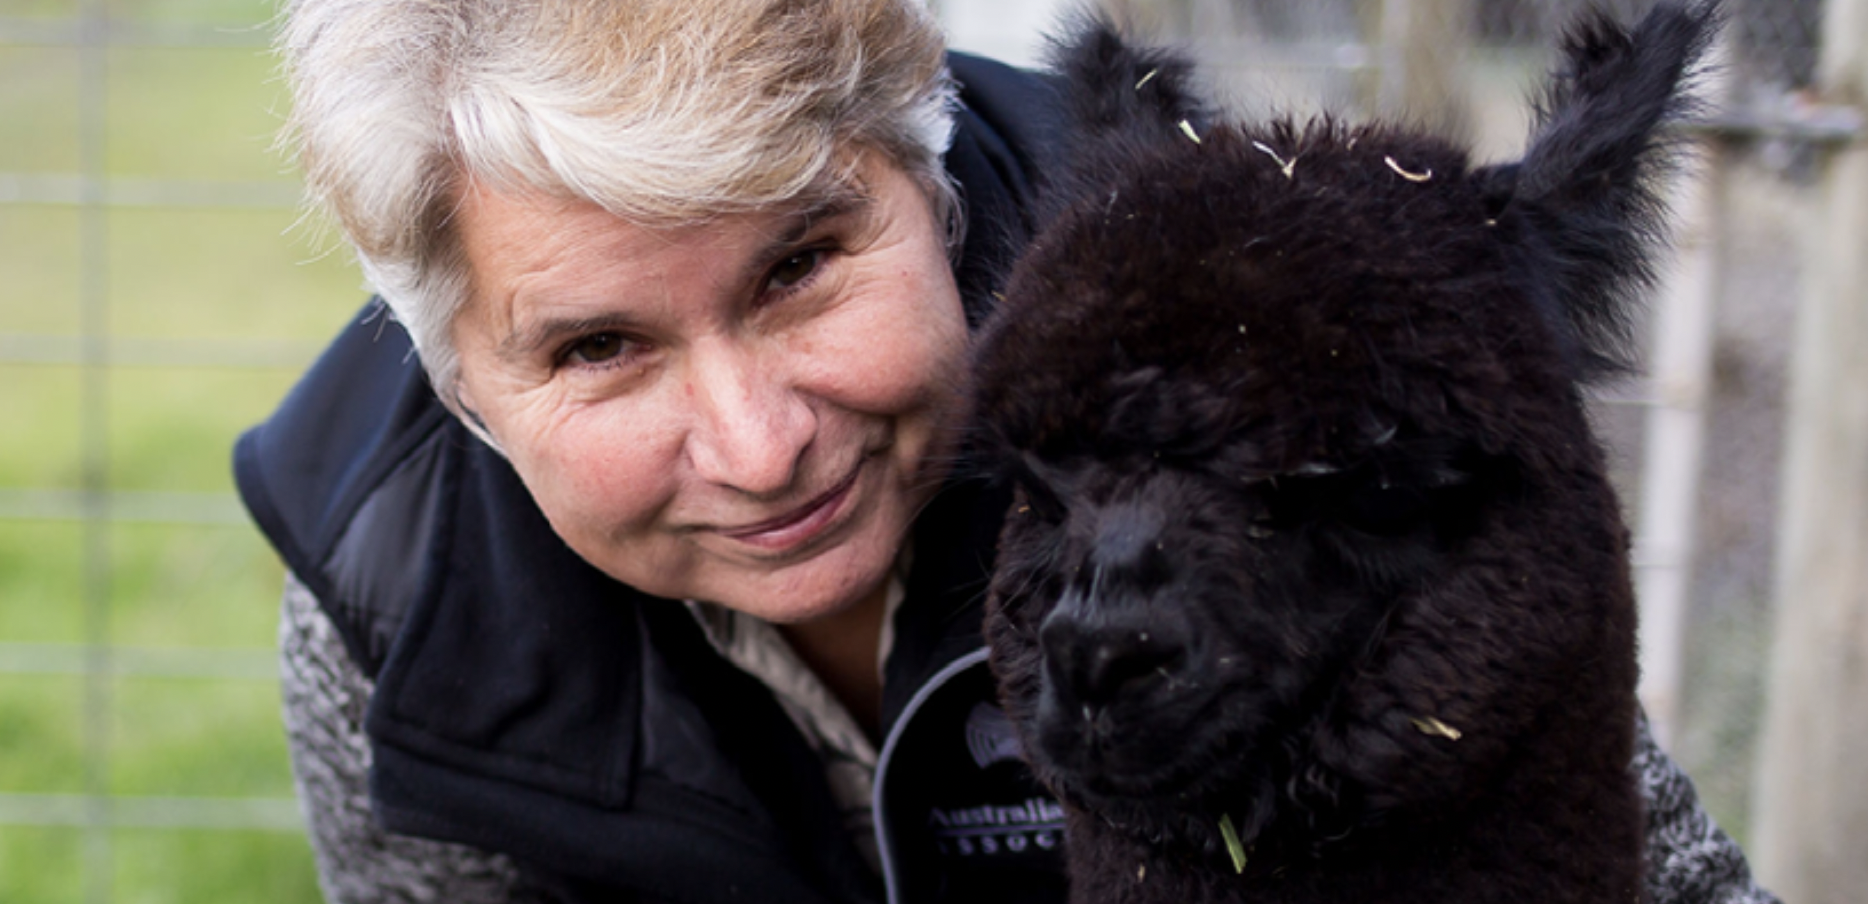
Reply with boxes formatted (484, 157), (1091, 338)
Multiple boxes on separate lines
(972, 4), (1718, 903)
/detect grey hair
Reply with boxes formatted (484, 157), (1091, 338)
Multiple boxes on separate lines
(277, 0), (960, 412)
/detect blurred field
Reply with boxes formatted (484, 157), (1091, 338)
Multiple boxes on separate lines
(2, 1), (366, 900)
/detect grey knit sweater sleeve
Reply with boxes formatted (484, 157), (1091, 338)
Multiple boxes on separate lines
(1634, 715), (1782, 904)
(278, 574), (1778, 903)
(279, 573), (549, 904)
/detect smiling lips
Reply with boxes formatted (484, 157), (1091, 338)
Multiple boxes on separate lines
(715, 460), (865, 552)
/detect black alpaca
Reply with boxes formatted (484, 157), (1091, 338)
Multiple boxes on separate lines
(972, 4), (1716, 903)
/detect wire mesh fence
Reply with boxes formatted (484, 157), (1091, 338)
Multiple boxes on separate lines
(1, 2), (356, 901)
(2, 0), (1834, 900)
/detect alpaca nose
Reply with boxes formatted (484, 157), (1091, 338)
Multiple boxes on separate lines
(1039, 600), (1185, 710)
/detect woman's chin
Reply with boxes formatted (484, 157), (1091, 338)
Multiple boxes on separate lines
(702, 531), (900, 625)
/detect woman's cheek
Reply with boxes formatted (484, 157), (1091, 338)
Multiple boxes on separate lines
(516, 397), (677, 538)
(826, 275), (965, 412)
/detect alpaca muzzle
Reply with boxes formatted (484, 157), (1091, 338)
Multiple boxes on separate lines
(1039, 596), (1190, 721)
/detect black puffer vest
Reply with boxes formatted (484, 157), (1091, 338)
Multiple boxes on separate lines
(236, 54), (1070, 904)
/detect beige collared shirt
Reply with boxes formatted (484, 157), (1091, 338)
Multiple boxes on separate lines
(683, 565), (905, 874)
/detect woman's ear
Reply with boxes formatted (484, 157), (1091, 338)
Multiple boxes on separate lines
(448, 381), (505, 454)
(451, 378), (477, 419)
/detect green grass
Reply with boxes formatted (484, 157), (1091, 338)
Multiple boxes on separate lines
(0, 676), (86, 795)
(0, 522), (84, 643)
(113, 828), (321, 904)
(0, 364), (85, 489)
(106, 367), (309, 492)
(0, 48), (82, 173)
(108, 207), (361, 342)
(109, 677), (295, 797)
(106, 0), (278, 28)
(0, 826), (324, 904)
(3, 10), (364, 901)
(0, 827), (84, 904)
(0, 207), (82, 334)
(108, 523), (288, 649)
(105, 47), (290, 182)
(0, 0), (279, 24)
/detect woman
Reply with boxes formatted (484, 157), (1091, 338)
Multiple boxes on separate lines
(240, 1), (1776, 902)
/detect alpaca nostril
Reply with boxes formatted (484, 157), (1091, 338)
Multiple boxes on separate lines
(1042, 616), (1186, 709)
(1082, 638), (1180, 703)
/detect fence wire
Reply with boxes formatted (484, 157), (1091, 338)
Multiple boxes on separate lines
(0, 5), (317, 903)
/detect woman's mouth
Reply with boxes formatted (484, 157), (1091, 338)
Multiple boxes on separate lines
(715, 460), (865, 553)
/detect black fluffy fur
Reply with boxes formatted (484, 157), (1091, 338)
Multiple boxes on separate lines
(971, 4), (1718, 903)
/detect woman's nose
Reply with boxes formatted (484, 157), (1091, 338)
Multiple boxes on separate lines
(684, 341), (816, 496)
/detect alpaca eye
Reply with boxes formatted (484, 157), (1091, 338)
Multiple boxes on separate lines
(1008, 454), (1072, 523)
(1015, 476), (1070, 523)
(1340, 479), (1431, 537)
(1262, 465), (1438, 539)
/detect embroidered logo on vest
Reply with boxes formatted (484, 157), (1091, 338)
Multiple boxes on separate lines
(928, 796), (1066, 856)
(964, 702), (1023, 770)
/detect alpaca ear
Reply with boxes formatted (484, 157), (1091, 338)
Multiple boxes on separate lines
(1047, 13), (1208, 143)
(1040, 15), (1211, 219)
(1476, 0), (1720, 377)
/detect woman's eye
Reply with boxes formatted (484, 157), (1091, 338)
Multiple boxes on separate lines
(564, 332), (629, 365)
(765, 248), (825, 294)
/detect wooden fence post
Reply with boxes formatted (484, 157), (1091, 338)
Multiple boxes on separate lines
(1751, 0), (1868, 898)
(1634, 150), (1723, 752)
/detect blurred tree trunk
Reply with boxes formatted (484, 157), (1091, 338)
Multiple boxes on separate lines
(1752, 0), (1868, 900)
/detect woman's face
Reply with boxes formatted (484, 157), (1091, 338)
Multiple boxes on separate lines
(450, 157), (968, 624)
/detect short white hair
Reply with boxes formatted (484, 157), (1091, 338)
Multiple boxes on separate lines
(278, 0), (959, 409)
